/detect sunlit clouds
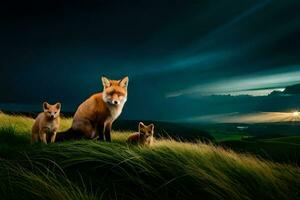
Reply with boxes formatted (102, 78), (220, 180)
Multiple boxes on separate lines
(292, 111), (300, 117)
(166, 66), (300, 97)
(184, 112), (300, 123)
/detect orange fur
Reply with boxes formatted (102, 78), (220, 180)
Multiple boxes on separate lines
(31, 102), (61, 144)
(127, 122), (154, 146)
(126, 132), (141, 143)
(68, 76), (129, 141)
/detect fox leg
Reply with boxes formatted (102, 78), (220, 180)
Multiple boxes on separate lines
(104, 122), (112, 142)
(31, 133), (38, 144)
(50, 132), (57, 143)
(96, 123), (105, 141)
(39, 132), (47, 144)
(39, 128), (48, 144)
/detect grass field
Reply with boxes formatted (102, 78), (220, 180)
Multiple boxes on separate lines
(219, 134), (300, 165)
(220, 139), (300, 165)
(263, 136), (300, 144)
(0, 113), (300, 200)
(211, 133), (246, 142)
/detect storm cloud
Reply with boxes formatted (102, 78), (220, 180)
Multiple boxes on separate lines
(0, 0), (300, 121)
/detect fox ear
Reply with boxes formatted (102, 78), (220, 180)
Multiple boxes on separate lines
(139, 122), (144, 131)
(55, 102), (61, 110)
(149, 123), (154, 132)
(119, 76), (129, 88)
(43, 102), (49, 110)
(101, 76), (111, 88)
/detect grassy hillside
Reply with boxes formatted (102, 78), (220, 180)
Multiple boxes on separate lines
(114, 120), (214, 142)
(0, 113), (300, 200)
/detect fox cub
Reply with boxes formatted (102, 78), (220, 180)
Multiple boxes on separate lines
(31, 102), (61, 144)
(127, 122), (154, 146)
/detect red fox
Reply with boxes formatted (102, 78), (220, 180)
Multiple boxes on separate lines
(127, 122), (154, 146)
(31, 102), (61, 144)
(56, 76), (129, 142)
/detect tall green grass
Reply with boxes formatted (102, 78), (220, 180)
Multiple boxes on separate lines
(0, 113), (299, 200)
(0, 159), (98, 200)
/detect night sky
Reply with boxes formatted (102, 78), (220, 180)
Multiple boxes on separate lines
(1, 0), (300, 121)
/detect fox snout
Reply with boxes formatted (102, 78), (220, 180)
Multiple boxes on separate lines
(48, 112), (57, 119)
(112, 100), (120, 105)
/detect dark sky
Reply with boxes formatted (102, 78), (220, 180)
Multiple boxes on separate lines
(1, 0), (300, 121)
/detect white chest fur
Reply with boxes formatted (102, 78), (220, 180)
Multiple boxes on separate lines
(42, 120), (59, 133)
(107, 103), (124, 122)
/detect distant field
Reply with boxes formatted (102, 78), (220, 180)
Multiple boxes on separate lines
(0, 113), (300, 200)
(220, 138), (300, 165)
(263, 136), (300, 144)
(210, 132), (248, 142)
(196, 123), (300, 164)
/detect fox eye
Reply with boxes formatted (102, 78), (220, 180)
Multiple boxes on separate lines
(54, 112), (57, 114)
(48, 111), (51, 114)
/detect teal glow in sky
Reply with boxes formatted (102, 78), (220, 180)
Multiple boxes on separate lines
(1, 0), (300, 121)
(167, 66), (300, 97)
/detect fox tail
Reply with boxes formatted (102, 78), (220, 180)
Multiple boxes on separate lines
(55, 128), (85, 142)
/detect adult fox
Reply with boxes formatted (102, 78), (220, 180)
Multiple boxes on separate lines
(56, 76), (129, 142)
